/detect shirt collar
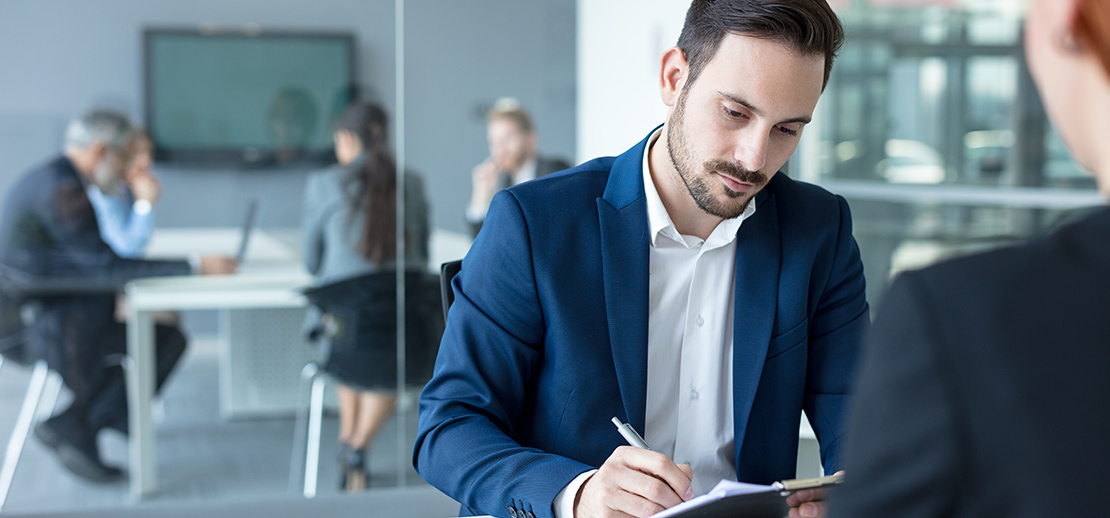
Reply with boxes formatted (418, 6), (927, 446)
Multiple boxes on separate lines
(641, 128), (755, 249)
(513, 157), (538, 185)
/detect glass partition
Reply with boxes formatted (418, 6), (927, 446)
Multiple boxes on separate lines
(0, 0), (581, 511)
(393, 0), (578, 489)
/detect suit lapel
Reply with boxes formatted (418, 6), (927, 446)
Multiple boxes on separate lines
(731, 189), (781, 467)
(598, 132), (653, 431)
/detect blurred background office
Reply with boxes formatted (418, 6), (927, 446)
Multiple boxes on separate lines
(0, 0), (1103, 516)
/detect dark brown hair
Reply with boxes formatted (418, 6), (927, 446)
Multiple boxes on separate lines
(1077, 0), (1110, 80)
(676, 0), (844, 90)
(338, 102), (396, 264)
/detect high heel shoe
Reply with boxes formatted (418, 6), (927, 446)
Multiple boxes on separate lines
(337, 443), (352, 490)
(343, 447), (368, 492)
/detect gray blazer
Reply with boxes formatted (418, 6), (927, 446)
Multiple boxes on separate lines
(302, 159), (431, 280)
(301, 158), (431, 334)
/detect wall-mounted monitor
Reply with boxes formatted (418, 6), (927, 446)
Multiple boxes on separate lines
(144, 28), (355, 166)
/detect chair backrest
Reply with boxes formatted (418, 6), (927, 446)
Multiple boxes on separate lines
(302, 270), (445, 389)
(0, 265), (28, 365)
(440, 260), (462, 321)
(0, 262), (121, 367)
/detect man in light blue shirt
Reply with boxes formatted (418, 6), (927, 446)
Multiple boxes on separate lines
(86, 131), (158, 257)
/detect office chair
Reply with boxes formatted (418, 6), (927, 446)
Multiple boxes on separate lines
(439, 260), (462, 322)
(0, 266), (67, 512)
(290, 271), (444, 497)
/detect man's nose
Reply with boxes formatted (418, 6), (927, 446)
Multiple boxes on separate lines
(733, 129), (769, 172)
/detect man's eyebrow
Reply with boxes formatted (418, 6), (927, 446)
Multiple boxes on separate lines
(718, 91), (812, 125)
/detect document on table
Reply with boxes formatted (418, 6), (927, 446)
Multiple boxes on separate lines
(648, 475), (842, 518)
(650, 480), (778, 518)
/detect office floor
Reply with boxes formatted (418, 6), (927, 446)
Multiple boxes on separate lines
(0, 336), (435, 516)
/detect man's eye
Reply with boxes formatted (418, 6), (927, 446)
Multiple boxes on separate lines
(724, 107), (745, 119)
(776, 125), (798, 137)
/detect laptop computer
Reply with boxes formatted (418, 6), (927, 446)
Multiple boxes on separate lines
(235, 200), (259, 264)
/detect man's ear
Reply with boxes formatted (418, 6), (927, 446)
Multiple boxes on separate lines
(659, 46), (689, 108)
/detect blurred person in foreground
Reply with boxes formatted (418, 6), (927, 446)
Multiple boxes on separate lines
(415, 1), (868, 517)
(0, 109), (236, 483)
(301, 101), (431, 491)
(464, 98), (571, 237)
(829, 0), (1110, 516)
(86, 130), (159, 258)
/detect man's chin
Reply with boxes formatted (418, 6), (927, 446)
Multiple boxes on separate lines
(696, 196), (753, 219)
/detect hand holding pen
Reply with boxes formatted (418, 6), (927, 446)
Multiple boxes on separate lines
(571, 417), (694, 518)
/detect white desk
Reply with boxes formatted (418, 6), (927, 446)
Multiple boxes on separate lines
(126, 228), (311, 500)
(124, 227), (472, 500)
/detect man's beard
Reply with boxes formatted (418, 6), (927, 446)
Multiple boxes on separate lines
(92, 157), (122, 193)
(666, 89), (767, 219)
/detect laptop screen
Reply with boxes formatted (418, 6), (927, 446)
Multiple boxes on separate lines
(235, 200), (259, 263)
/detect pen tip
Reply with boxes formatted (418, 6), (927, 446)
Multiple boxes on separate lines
(611, 417), (621, 426)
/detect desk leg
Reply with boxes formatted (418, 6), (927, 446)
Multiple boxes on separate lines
(126, 309), (157, 500)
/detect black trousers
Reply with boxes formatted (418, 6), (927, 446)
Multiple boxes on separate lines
(35, 300), (187, 435)
(81, 323), (186, 433)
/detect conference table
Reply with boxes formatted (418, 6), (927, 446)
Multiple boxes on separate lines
(123, 227), (471, 500)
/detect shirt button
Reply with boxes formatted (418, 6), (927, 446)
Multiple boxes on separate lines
(695, 315), (704, 326)
(690, 389), (699, 400)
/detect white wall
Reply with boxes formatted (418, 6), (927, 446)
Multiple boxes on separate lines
(576, 0), (689, 161)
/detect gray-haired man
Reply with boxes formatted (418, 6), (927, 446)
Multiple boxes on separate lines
(0, 109), (234, 482)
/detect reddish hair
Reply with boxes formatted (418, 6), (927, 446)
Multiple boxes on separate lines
(1077, 0), (1110, 79)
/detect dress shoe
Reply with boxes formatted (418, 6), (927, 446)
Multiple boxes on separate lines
(34, 413), (124, 483)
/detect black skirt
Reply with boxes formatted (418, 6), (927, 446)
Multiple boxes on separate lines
(306, 271), (443, 392)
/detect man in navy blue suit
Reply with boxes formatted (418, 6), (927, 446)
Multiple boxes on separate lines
(415, 2), (869, 518)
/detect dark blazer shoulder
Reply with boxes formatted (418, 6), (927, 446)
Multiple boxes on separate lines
(505, 156), (616, 208)
(9, 156), (79, 196)
(895, 207), (1110, 320)
(901, 207), (1110, 290)
(535, 155), (573, 178)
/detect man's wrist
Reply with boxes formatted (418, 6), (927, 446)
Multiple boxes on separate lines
(553, 469), (596, 518)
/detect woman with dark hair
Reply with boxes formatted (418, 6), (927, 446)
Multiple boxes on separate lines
(301, 101), (430, 491)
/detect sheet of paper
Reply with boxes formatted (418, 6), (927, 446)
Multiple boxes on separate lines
(649, 479), (776, 518)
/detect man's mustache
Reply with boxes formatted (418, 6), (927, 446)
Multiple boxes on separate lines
(705, 159), (767, 185)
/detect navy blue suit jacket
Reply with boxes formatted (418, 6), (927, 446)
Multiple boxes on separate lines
(414, 130), (870, 518)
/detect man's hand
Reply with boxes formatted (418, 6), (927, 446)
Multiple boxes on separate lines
(467, 158), (502, 215)
(785, 471), (844, 518)
(199, 255), (237, 275)
(128, 172), (161, 204)
(574, 446), (694, 518)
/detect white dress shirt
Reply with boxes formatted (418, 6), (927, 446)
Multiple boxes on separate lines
(554, 129), (756, 517)
(86, 183), (154, 258)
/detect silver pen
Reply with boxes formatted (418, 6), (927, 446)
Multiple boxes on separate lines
(611, 417), (651, 450)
